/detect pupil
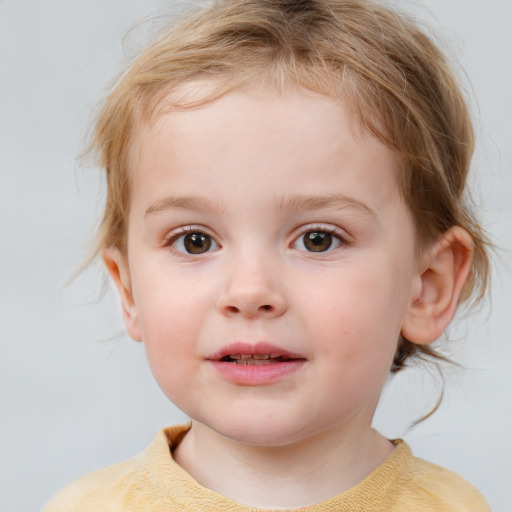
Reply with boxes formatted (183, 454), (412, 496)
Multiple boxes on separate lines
(184, 233), (211, 254)
(305, 232), (332, 252)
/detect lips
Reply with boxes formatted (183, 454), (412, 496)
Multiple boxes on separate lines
(208, 342), (305, 363)
(207, 342), (306, 385)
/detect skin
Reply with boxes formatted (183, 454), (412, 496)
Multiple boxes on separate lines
(104, 85), (473, 508)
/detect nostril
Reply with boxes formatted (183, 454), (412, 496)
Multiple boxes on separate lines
(223, 304), (273, 315)
(217, 291), (286, 317)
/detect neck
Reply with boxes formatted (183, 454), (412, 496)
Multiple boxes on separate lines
(173, 421), (394, 508)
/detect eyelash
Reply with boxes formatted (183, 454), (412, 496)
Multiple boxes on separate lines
(163, 226), (220, 257)
(163, 224), (350, 256)
(292, 225), (350, 254)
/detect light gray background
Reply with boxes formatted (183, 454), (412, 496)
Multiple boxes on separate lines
(1, 1), (511, 511)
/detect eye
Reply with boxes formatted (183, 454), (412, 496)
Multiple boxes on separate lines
(168, 229), (220, 255)
(293, 229), (345, 253)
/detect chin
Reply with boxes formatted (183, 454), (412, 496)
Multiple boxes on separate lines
(206, 415), (315, 447)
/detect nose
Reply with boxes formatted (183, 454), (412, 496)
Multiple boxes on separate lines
(216, 254), (287, 319)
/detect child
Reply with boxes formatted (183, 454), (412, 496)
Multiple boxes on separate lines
(44, 0), (491, 510)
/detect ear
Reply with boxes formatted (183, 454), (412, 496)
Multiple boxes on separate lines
(102, 247), (142, 342)
(401, 227), (473, 345)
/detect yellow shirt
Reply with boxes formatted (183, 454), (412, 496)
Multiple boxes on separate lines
(44, 424), (489, 512)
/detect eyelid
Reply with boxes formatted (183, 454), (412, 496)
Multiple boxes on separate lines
(163, 225), (221, 255)
(291, 223), (351, 251)
(293, 223), (350, 240)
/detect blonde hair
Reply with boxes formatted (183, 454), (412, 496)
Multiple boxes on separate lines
(89, 0), (490, 372)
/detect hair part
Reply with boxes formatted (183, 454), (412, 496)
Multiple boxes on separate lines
(88, 0), (491, 374)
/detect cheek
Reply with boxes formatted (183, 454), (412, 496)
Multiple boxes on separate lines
(140, 305), (203, 406)
(132, 277), (205, 384)
(133, 261), (206, 336)
(300, 265), (408, 359)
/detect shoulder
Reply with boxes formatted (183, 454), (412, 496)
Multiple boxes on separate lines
(42, 457), (137, 512)
(394, 441), (490, 512)
(43, 425), (190, 512)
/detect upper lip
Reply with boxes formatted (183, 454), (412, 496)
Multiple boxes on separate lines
(207, 342), (305, 361)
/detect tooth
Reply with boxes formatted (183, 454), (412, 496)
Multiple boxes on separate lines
(270, 353), (282, 359)
(230, 354), (241, 360)
(240, 354), (251, 359)
(252, 354), (270, 360)
(235, 359), (248, 365)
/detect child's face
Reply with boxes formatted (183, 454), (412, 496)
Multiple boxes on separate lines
(114, 85), (423, 446)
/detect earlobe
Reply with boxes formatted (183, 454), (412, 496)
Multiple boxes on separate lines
(401, 227), (473, 345)
(102, 247), (142, 342)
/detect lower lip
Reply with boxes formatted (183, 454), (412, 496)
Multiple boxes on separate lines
(208, 360), (306, 385)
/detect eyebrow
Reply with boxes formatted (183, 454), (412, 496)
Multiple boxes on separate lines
(274, 193), (377, 219)
(145, 196), (226, 216)
(145, 193), (376, 219)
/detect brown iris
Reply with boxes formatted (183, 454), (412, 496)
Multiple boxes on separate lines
(303, 231), (333, 252)
(183, 233), (212, 254)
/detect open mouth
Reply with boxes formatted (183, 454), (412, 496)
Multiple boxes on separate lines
(209, 344), (306, 384)
(220, 353), (297, 365)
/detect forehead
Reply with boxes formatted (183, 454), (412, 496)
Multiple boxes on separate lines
(128, 82), (397, 183)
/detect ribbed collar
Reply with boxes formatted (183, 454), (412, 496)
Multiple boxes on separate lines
(139, 424), (411, 511)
